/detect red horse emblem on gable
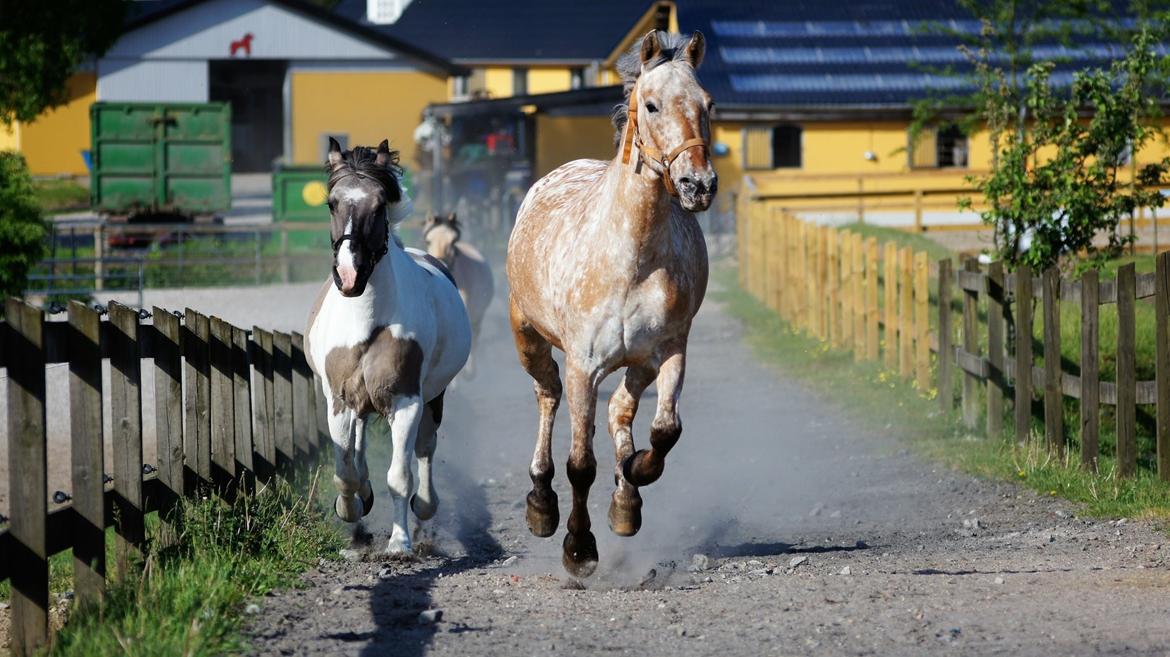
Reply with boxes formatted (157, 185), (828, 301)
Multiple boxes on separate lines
(230, 33), (254, 57)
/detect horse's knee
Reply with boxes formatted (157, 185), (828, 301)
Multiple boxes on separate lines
(566, 452), (597, 489)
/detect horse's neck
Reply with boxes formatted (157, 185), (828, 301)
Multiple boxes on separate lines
(337, 248), (400, 329)
(603, 153), (673, 252)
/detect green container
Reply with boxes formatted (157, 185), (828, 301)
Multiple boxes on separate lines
(272, 164), (330, 223)
(90, 102), (231, 216)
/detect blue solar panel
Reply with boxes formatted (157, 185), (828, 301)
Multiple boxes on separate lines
(710, 19), (987, 38)
(720, 45), (976, 65)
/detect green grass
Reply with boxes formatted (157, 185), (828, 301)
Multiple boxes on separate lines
(32, 179), (89, 213)
(839, 222), (956, 262)
(717, 264), (1170, 521)
(2, 471), (343, 656)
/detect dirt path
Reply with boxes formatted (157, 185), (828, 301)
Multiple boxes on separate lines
(232, 276), (1170, 657)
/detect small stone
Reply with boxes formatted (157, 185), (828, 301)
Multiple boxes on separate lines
(838, 566), (852, 576)
(829, 510), (841, 519)
(244, 603), (261, 615)
(688, 554), (710, 572)
(808, 504), (824, 517)
(788, 555), (808, 569)
(1055, 510), (1067, 518)
(377, 567), (393, 578)
(418, 609), (443, 625)
(993, 576), (1005, 585)
(339, 548), (361, 562)
(501, 555), (519, 567)
(670, 623), (686, 637)
(703, 576), (713, 583)
(962, 518), (981, 530)
(331, 587), (344, 596)
(0, 601), (9, 610)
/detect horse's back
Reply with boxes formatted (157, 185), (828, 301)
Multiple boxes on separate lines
(452, 243), (494, 324)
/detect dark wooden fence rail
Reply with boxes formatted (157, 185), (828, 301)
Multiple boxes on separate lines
(738, 206), (1170, 484)
(0, 298), (328, 656)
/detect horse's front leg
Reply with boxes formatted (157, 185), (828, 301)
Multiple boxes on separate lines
(624, 343), (686, 488)
(384, 395), (423, 555)
(327, 400), (364, 522)
(563, 361), (601, 577)
(606, 364), (657, 536)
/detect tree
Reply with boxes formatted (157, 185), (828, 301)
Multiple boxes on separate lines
(0, 153), (47, 297)
(963, 29), (1170, 271)
(0, 0), (128, 124)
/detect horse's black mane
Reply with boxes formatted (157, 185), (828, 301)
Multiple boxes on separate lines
(610, 31), (692, 147)
(326, 145), (403, 205)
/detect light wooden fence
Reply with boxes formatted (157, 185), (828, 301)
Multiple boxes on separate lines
(738, 205), (1170, 482)
(0, 298), (328, 656)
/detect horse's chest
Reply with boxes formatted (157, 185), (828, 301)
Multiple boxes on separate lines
(582, 280), (681, 365)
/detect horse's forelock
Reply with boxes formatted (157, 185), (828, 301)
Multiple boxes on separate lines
(326, 145), (403, 204)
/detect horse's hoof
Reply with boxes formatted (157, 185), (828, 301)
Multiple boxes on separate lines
(608, 489), (642, 537)
(410, 493), (439, 521)
(562, 531), (599, 578)
(359, 481), (374, 517)
(526, 488), (559, 537)
(621, 449), (664, 487)
(334, 494), (364, 523)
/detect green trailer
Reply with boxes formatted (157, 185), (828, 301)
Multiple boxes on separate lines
(272, 164), (330, 223)
(90, 102), (232, 219)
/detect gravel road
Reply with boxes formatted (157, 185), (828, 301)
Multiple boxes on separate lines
(231, 274), (1170, 657)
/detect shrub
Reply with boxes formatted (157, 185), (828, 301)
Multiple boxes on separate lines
(0, 151), (48, 297)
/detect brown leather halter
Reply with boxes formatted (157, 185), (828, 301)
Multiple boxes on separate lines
(620, 83), (709, 198)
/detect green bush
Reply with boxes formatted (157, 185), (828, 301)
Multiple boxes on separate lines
(0, 151), (48, 297)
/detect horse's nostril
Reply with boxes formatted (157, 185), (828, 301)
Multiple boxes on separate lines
(678, 176), (694, 188)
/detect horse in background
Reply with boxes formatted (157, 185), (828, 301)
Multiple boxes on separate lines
(506, 30), (715, 577)
(306, 138), (470, 555)
(424, 212), (495, 379)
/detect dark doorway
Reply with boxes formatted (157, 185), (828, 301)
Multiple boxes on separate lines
(209, 60), (287, 172)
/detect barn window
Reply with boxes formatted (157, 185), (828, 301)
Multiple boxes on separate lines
(512, 68), (528, 96)
(570, 67), (586, 90)
(910, 125), (968, 168)
(742, 125), (802, 170)
(453, 74), (469, 98)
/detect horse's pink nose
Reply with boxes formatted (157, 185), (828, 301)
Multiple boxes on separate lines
(337, 265), (357, 293)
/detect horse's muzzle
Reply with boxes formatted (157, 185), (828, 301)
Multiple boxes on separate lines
(335, 264), (361, 296)
(676, 173), (717, 212)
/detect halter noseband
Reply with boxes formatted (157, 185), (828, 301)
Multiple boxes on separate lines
(620, 82), (709, 198)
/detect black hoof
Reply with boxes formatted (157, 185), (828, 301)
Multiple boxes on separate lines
(526, 488), (559, 537)
(608, 489), (642, 537)
(621, 449), (663, 487)
(562, 531), (599, 578)
(360, 487), (374, 518)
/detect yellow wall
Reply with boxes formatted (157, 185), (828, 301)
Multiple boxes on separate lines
(483, 67), (513, 98)
(291, 69), (447, 167)
(527, 68), (572, 95)
(17, 72), (95, 175)
(0, 122), (18, 151)
(535, 115), (616, 178)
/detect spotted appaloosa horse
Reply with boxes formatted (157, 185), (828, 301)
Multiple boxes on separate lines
(423, 212), (495, 379)
(306, 138), (470, 555)
(506, 30), (716, 576)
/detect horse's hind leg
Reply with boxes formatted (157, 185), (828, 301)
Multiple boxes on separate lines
(412, 393), (443, 521)
(624, 343), (686, 488)
(562, 361), (601, 577)
(510, 300), (562, 537)
(606, 364), (657, 536)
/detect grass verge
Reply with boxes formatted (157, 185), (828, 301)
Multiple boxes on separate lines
(715, 264), (1170, 521)
(1, 471), (343, 656)
(33, 179), (89, 213)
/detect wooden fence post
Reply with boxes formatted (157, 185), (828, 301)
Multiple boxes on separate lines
(209, 317), (237, 489)
(884, 243), (898, 369)
(827, 229), (840, 347)
(866, 238), (880, 361)
(899, 247), (914, 378)
(937, 259), (954, 413)
(986, 262), (1005, 439)
(1042, 268), (1063, 456)
(232, 326), (254, 478)
(759, 209), (771, 307)
(273, 331), (295, 474)
(68, 301), (105, 605)
(183, 309), (211, 490)
(152, 307), (183, 533)
(251, 328), (277, 482)
(108, 303), (144, 580)
(1081, 269), (1100, 471)
(852, 233), (865, 358)
(1117, 263), (1137, 478)
(1157, 253), (1170, 481)
(914, 252), (930, 389)
(6, 299), (48, 655)
(841, 233), (854, 347)
(1015, 266), (1034, 443)
(961, 259), (980, 429)
(291, 332), (314, 464)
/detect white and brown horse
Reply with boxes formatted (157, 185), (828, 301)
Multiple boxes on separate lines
(423, 212), (495, 379)
(307, 138), (471, 555)
(506, 30), (715, 576)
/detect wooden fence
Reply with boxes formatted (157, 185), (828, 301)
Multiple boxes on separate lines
(737, 204), (1170, 482)
(0, 298), (328, 656)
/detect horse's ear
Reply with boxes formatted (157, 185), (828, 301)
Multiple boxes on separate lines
(423, 212), (438, 230)
(327, 137), (344, 168)
(639, 30), (662, 67)
(683, 31), (705, 69)
(375, 139), (391, 167)
(446, 212), (457, 225)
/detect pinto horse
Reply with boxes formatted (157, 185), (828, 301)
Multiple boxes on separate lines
(423, 212), (495, 379)
(306, 138), (470, 555)
(506, 30), (716, 576)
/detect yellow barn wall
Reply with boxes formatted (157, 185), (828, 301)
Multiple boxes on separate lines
(18, 72), (96, 176)
(0, 122), (19, 151)
(291, 69), (447, 167)
(535, 115), (616, 179)
(483, 67), (514, 98)
(527, 68), (572, 95)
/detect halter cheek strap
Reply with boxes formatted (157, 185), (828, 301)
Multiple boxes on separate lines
(620, 83), (709, 198)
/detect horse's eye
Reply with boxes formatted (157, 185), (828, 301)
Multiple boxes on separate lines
(327, 200), (336, 212)
(646, 101), (658, 113)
